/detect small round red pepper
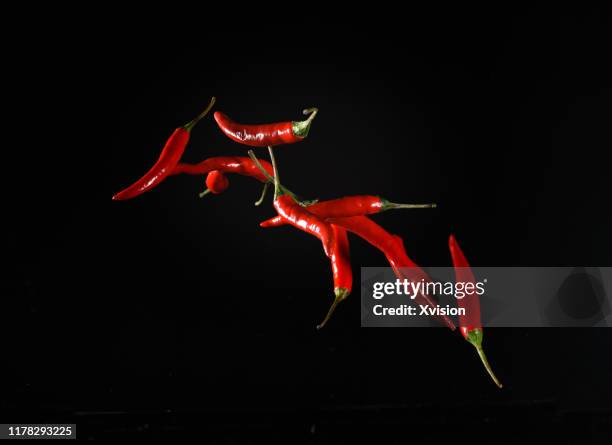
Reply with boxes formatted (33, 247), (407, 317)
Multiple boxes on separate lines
(199, 170), (230, 197)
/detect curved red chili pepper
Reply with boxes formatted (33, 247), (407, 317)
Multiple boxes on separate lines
(317, 224), (352, 329)
(213, 108), (318, 147)
(173, 156), (309, 205)
(260, 195), (434, 226)
(112, 97), (216, 201)
(171, 156), (273, 183)
(261, 211), (455, 330)
(247, 147), (352, 328)
(449, 234), (502, 388)
(273, 194), (335, 258)
(329, 216), (455, 330)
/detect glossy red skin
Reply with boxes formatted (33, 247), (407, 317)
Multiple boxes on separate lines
(171, 156), (273, 183)
(260, 197), (383, 226)
(449, 234), (481, 339)
(113, 128), (189, 200)
(213, 111), (302, 147)
(273, 194), (335, 258)
(205, 170), (229, 194)
(261, 213), (454, 330)
(330, 216), (455, 330)
(459, 327), (473, 339)
(330, 225), (352, 294)
(262, 212), (455, 329)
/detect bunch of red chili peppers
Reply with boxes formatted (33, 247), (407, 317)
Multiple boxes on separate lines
(113, 97), (502, 388)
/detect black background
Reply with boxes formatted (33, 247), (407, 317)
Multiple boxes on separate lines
(3, 6), (612, 442)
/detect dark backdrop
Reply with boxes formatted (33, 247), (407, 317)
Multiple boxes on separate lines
(3, 6), (611, 442)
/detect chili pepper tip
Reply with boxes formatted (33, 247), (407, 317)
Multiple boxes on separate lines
(248, 150), (275, 183)
(247, 150), (311, 205)
(389, 202), (437, 210)
(267, 146), (281, 199)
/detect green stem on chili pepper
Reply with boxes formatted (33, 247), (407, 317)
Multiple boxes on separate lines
(247, 150), (315, 206)
(292, 108), (319, 138)
(255, 183), (270, 206)
(183, 97), (217, 132)
(467, 328), (503, 388)
(449, 234), (502, 388)
(379, 198), (436, 210)
(259, 196), (436, 225)
(268, 145), (281, 199)
(317, 288), (350, 330)
(199, 189), (212, 198)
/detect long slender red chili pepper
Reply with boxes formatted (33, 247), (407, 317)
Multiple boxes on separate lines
(329, 216), (456, 330)
(262, 211), (455, 330)
(259, 196), (435, 227)
(449, 234), (502, 388)
(112, 97), (215, 200)
(199, 170), (229, 197)
(214, 108), (318, 147)
(172, 157), (310, 205)
(172, 156), (273, 182)
(317, 224), (352, 329)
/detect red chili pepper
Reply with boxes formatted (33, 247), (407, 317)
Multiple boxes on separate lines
(330, 216), (456, 330)
(172, 156), (310, 206)
(112, 97), (215, 200)
(260, 196), (435, 227)
(213, 108), (318, 147)
(273, 194), (335, 258)
(245, 147), (336, 258)
(199, 170), (229, 197)
(262, 211), (455, 330)
(317, 224), (352, 329)
(248, 148), (352, 328)
(449, 234), (502, 388)
(171, 156), (273, 183)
